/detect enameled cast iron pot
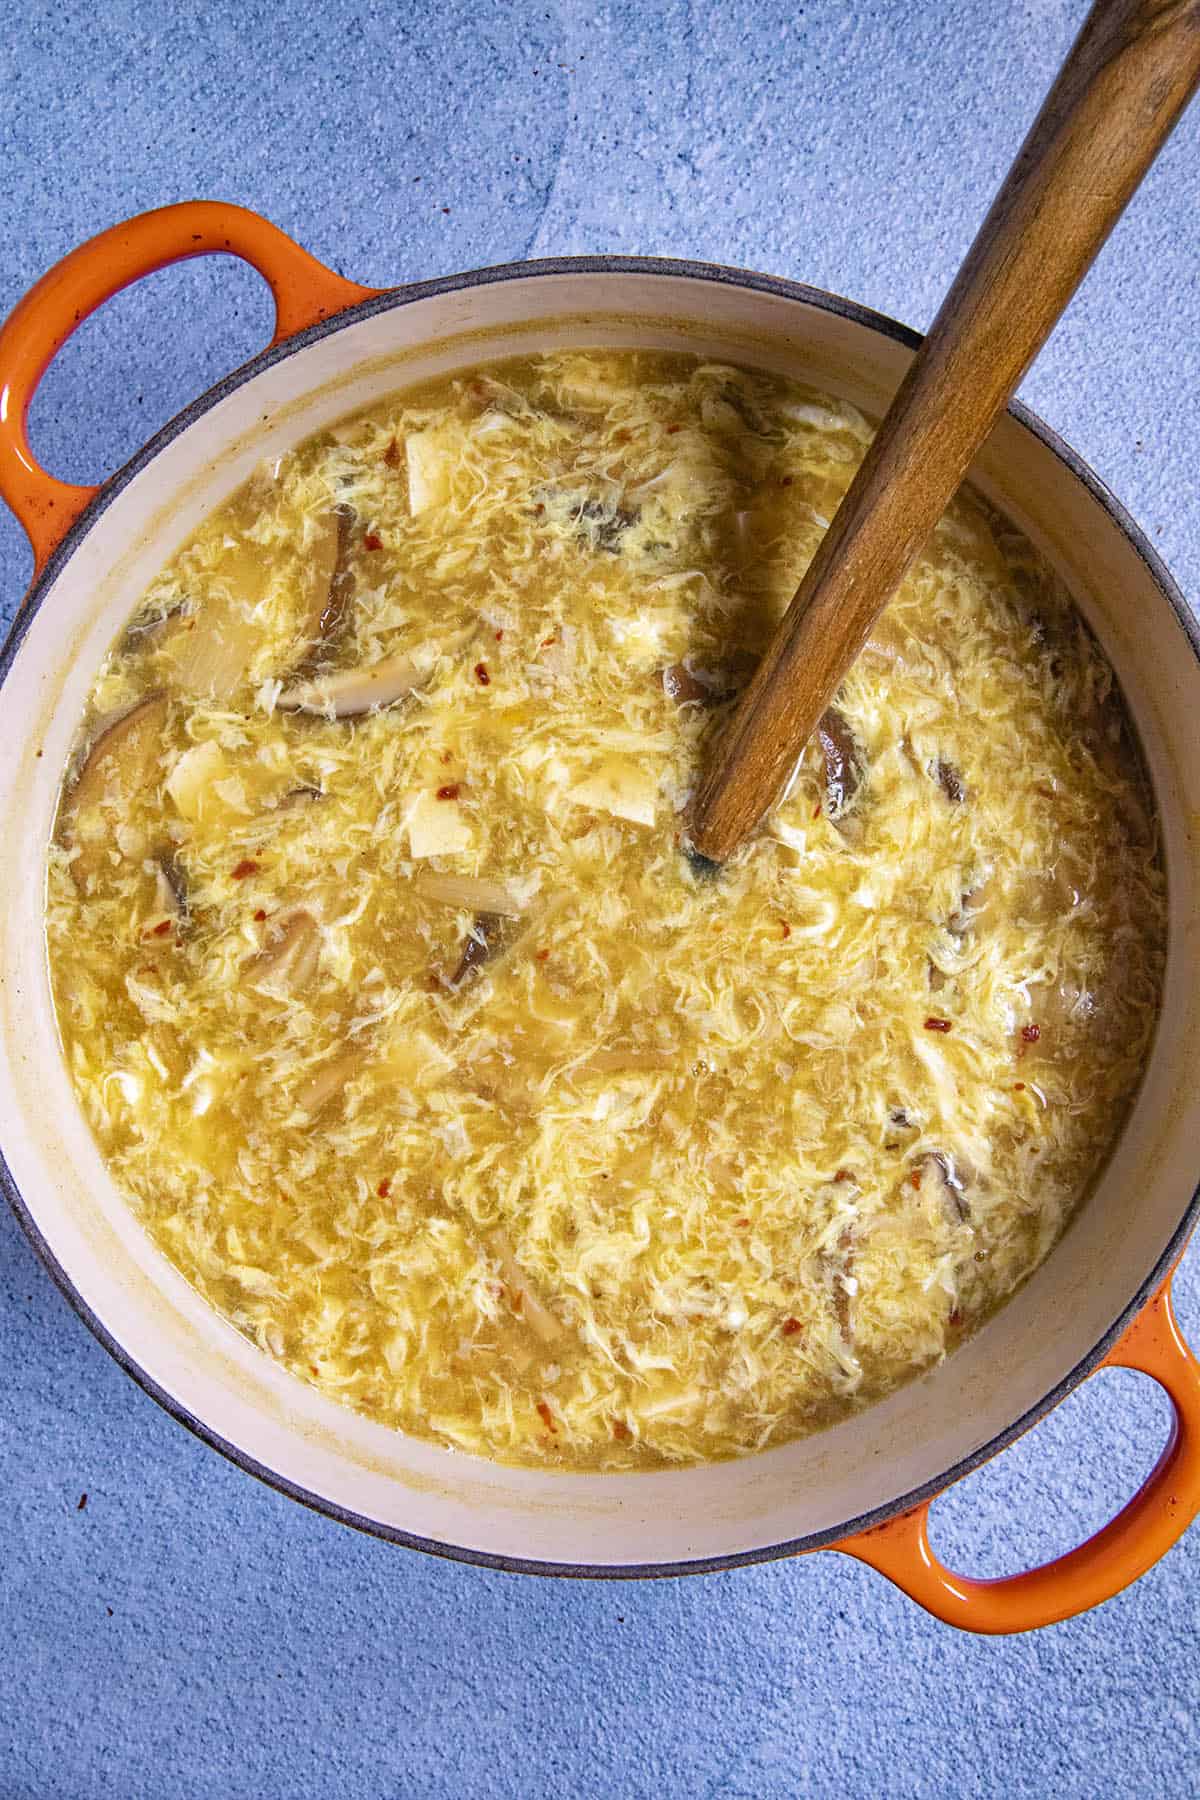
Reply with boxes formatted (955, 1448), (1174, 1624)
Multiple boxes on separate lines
(2, 203), (1198, 1634)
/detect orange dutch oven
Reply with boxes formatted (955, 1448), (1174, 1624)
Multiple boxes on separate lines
(1, 202), (1198, 1632)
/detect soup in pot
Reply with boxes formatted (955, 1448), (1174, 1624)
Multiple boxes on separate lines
(46, 351), (1166, 1468)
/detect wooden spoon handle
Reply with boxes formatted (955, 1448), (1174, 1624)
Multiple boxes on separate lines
(690, 0), (1200, 864)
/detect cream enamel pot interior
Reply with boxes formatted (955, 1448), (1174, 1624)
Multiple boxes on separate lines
(1, 203), (1198, 1634)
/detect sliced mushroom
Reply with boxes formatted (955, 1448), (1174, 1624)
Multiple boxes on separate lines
(884, 1105), (918, 1150)
(575, 497), (639, 553)
(244, 909), (321, 995)
(817, 707), (863, 818)
(277, 651), (429, 718)
(63, 694), (169, 886)
(936, 759), (966, 804)
(533, 482), (640, 555)
(153, 850), (190, 924)
(661, 649), (759, 707)
(448, 912), (512, 989)
(923, 1150), (971, 1223)
(292, 505), (357, 676)
(273, 784), (326, 811)
(486, 1230), (564, 1344)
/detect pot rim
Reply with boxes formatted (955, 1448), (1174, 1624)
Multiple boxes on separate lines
(2, 251), (1197, 1579)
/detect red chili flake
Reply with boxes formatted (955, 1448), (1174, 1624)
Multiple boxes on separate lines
(1014, 1082), (1026, 1092)
(535, 948), (550, 962)
(309, 1365), (319, 1376)
(383, 439), (400, 468)
(812, 799), (822, 818)
(924, 1016), (953, 1033)
(536, 1400), (557, 1433)
(474, 662), (491, 685)
(834, 1169), (853, 1183)
(150, 919), (173, 938)
(911, 1169), (922, 1188)
(231, 859), (259, 880)
(779, 475), (794, 488)
(77, 1493), (88, 1511)
(533, 502), (545, 515)
(253, 908), (267, 922)
(436, 784), (461, 801)
(666, 425), (682, 435)
(1021, 1023), (1041, 1044)
(612, 1419), (632, 1441)
(364, 532), (383, 551)
(494, 628), (504, 642)
(539, 633), (558, 649)
(948, 1307), (963, 1328)
(779, 920), (792, 940)
(377, 1178), (391, 1198)
(782, 1317), (804, 1337)
(735, 1216), (751, 1229)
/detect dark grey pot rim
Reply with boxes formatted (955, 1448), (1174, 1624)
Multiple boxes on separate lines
(2, 251), (1197, 1581)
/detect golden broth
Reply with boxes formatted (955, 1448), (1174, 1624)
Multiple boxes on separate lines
(46, 352), (1165, 1468)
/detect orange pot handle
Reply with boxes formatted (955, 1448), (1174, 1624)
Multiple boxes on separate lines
(0, 200), (381, 574)
(834, 1275), (1200, 1633)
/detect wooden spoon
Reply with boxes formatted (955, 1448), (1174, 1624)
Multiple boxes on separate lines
(689, 0), (1200, 865)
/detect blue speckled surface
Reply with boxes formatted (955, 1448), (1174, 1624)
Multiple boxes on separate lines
(2, 2), (1199, 1793)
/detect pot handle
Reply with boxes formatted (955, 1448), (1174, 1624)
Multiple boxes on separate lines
(0, 200), (380, 574)
(833, 1274), (1200, 1633)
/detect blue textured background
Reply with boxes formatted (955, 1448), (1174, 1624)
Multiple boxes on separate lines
(2, 2), (1199, 1794)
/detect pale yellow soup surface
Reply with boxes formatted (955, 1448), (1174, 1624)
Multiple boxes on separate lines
(46, 351), (1165, 1469)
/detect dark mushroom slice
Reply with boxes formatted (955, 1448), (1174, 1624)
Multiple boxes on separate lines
(660, 649), (759, 707)
(277, 651), (429, 718)
(532, 480), (642, 554)
(936, 759), (966, 804)
(575, 497), (639, 553)
(924, 1150), (971, 1223)
(884, 1105), (919, 1150)
(817, 706), (864, 818)
(448, 912), (515, 989)
(62, 694), (170, 887)
(153, 850), (190, 925)
(273, 784), (326, 811)
(292, 504), (358, 677)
